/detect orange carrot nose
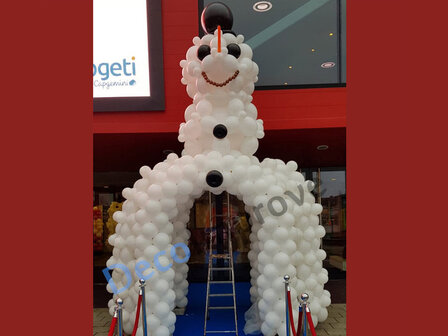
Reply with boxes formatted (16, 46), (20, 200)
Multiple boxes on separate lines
(217, 25), (221, 52)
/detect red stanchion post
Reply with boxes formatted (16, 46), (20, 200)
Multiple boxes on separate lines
(296, 301), (303, 336)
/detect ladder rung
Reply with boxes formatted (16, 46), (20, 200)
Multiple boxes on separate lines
(208, 306), (235, 310)
(211, 214), (239, 218)
(206, 331), (237, 333)
(210, 267), (232, 270)
(209, 294), (234, 297)
(209, 281), (233, 284)
(211, 254), (230, 259)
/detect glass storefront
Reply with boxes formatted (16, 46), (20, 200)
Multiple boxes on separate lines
(93, 187), (125, 267)
(309, 168), (346, 277)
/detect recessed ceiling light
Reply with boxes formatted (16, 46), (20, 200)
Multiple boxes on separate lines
(311, 48), (316, 52)
(253, 1), (272, 12)
(329, 32), (334, 36)
(321, 62), (336, 69)
(284, 82), (288, 85)
(288, 65), (293, 69)
(317, 145), (329, 150)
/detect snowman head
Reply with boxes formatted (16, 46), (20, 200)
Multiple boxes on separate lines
(178, 2), (264, 157)
(180, 2), (259, 100)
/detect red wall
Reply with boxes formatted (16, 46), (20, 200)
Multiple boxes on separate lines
(93, 0), (346, 134)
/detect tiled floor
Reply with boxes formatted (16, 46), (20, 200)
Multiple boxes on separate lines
(93, 304), (346, 336)
(315, 304), (346, 336)
(93, 308), (114, 336)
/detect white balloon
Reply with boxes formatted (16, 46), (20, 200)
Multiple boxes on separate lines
(273, 252), (290, 268)
(142, 222), (158, 238)
(263, 264), (278, 280)
(240, 117), (258, 136)
(148, 183), (164, 199)
(273, 227), (288, 243)
(196, 99), (212, 116)
(153, 279), (170, 296)
(145, 292), (160, 307)
(263, 239), (279, 256)
(241, 137), (258, 155)
(154, 233), (170, 249)
(261, 322), (275, 336)
(265, 312), (281, 329)
(154, 325), (170, 336)
(178, 180), (193, 195)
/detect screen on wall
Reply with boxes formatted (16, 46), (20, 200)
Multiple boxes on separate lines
(93, 0), (165, 112)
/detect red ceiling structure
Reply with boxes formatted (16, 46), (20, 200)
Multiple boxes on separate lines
(94, 128), (345, 172)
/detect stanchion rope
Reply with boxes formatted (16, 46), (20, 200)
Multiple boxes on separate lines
(297, 305), (303, 335)
(107, 315), (117, 336)
(305, 306), (317, 336)
(287, 289), (297, 336)
(131, 293), (143, 336)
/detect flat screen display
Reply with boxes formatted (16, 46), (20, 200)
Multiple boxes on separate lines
(93, 0), (165, 112)
(94, 0), (150, 98)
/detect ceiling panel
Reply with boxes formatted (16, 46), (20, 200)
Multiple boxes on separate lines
(202, 0), (346, 87)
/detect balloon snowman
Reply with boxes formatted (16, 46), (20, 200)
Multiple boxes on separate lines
(106, 3), (331, 335)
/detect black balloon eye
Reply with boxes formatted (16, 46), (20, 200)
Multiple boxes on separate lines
(197, 45), (211, 61)
(227, 43), (241, 58)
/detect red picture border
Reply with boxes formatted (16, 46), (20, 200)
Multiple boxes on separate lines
(3, 1), (447, 335)
(3, 1), (92, 335)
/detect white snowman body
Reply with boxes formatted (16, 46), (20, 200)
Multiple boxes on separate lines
(106, 20), (331, 336)
(179, 30), (263, 158)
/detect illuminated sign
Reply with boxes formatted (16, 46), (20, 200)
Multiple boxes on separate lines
(93, 0), (165, 112)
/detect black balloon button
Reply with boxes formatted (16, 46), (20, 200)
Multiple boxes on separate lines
(227, 43), (241, 58)
(201, 2), (233, 34)
(213, 124), (228, 139)
(197, 45), (211, 61)
(206, 170), (223, 187)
